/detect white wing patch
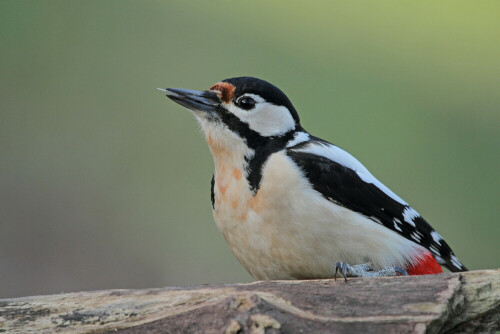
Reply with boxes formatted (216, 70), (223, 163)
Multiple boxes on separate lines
(292, 142), (407, 205)
(286, 132), (310, 147)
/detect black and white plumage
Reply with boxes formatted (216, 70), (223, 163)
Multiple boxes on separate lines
(159, 76), (467, 280)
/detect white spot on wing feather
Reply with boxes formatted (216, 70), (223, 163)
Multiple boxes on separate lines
(402, 207), (419, 227)
(451, 255), (462, 269)
(411, 232), (421, 242)
(429, 245), (440, 256)
(431, 231), (443, 245)
(435, 255), (445, 264)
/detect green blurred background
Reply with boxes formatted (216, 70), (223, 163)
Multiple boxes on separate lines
(1, 1), (499, 298)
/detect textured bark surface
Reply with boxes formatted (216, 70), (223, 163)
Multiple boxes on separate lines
(0, 269), (499, 333)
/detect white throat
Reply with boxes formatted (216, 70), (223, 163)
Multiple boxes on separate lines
(197, 118), (254, 172)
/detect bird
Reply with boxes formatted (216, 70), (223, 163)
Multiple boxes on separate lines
(158, 76), (467, 281)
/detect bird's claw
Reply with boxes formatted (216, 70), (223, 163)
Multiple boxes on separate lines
(334, 262), (350, 283)
(334, 262), (409, 282)
(393, 267), (409, 276)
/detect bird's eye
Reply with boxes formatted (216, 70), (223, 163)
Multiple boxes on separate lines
(237, 96), (256, 110)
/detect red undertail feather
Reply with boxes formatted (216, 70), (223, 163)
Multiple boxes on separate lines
(406, 251), (443, 275)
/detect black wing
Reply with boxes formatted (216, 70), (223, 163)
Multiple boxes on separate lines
(287, 141), (467, 272)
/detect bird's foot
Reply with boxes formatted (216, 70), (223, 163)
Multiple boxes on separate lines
(334, 262), (408, 282)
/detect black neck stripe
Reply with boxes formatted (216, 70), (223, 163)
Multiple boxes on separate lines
(214, 105), (299, 193)
(245, 130), (297, 193)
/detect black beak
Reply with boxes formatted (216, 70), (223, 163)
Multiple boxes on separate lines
(158, 88), (220, 115)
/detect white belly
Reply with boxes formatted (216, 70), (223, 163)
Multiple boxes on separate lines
(212, 151), (424, 280)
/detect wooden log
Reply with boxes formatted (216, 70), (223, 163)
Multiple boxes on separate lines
(1, 269), (499, 333)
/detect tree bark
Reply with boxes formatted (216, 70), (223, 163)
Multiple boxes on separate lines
(1, 269), (499, 333)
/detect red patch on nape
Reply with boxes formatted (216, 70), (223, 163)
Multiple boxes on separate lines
(406, 251), (443, 276)
(209, 82), (235, 103)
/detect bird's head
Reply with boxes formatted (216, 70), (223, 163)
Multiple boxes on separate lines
(159, 77), (301, 152)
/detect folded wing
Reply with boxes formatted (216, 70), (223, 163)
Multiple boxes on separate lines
(286, 138), (467, 272)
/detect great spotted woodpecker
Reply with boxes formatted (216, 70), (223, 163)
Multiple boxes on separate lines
(158, 77), (467, 281)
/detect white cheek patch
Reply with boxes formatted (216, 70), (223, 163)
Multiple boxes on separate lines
(226, 95), (296, 137)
